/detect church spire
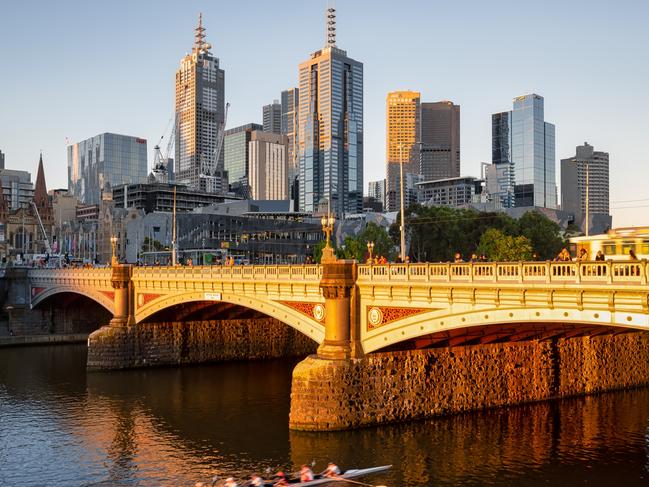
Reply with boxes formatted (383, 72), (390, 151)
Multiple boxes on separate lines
(33, 153), (52, 224)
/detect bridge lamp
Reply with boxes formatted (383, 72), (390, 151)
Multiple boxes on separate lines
(320, 214), (336, 263)
(110, 236), (118, 266)
(367, 241), (375, 264)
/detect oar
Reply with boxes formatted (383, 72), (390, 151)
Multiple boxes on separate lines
(333, 477), (388, 487)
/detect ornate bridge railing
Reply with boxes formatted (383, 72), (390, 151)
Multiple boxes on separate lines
(28, 268), (114, 287)
(357, 261), (649, 285)
(131, 264), (322, 281)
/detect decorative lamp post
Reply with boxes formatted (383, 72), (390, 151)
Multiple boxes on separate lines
(110, 236), (118, 266)
(399, 143), (406, 262)
(367, 241), (375, 264)
(320, 213), (336, 263)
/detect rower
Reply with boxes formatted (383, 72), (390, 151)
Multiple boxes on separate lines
(224, 478), (239, 487)
(273, 472), (289, 486)
(322, 462), (341, 478)
(300, 465), (314, 482)
(249, 474), (265, 487)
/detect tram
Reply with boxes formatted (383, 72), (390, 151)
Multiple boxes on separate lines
(569, 227), (649, 260)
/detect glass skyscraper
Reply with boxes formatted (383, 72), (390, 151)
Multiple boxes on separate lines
(297, 7), (363, 215)
(223, 123), (263, 196)
(491, 94), (556, 208)
(67, 133), (148, 205)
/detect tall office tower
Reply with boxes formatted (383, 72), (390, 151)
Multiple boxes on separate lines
(174, 14), (225, 192)
(68, 133), (147, 204)
(368, 179), (386, 208)
(223, 123), (263, 197)
(249, 131), (289, 200)
(492, 94), (557, 208)
(420, 101), (460, 181)
(561, 142), (610, 234)
(281, 88), (299, 208)
(385, 91), (420, 212)
(263, 100), (282, 134)
(0, 150), (4, 170)
(297, 7), (363, 216)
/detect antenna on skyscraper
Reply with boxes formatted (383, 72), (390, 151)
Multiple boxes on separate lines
(326, 2), (336, 47)
(194, 12), (210, 53)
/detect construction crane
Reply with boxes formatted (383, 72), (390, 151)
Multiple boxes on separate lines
(199, 102), (229, 192)
(151, 115), (177, 183)
(31, 201), (52, 254)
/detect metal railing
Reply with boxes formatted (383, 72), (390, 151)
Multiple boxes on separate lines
(357, 261), (649, 285)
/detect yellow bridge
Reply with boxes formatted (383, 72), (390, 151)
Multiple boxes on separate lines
(28, 260), (649, 355)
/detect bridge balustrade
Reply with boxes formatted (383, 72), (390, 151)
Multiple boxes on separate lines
(357, 261), (649, 286)
(131, 265), (322, 282)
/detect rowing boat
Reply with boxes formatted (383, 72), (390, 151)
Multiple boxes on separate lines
(276, 465), (392, 486)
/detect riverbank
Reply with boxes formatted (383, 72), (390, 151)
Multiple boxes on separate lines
(0, 333), (88, 347)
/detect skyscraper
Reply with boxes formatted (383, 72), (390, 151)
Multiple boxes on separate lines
(297, 7), (363, 215)
(174, 14), (225, 192)
(0, 150), (4, 170)
(263, 100), (282, 134)
(561, 142), (611, 234)
(223, 123), (263, 197)
(67, 133), (148, 204)
(249, 131), (288, 200)
(368, 179), (386, 209)
(420, 101), (460, 181)
(491, 94), (556, 208)
(281, 87), (299, 207)
(385, 91), (420, 212)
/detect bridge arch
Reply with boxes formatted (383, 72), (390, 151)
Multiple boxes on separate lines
(31, 286), (115, 315)
(135, 291), (325, 344)
(362, 304), (649, 353)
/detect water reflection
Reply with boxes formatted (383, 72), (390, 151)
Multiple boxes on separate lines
(1, 344), (649, 486)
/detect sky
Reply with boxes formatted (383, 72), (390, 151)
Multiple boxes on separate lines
(1, 0), (648, 226)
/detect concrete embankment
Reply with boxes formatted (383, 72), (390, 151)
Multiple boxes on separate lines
(0, 333), (89, 347)
(289, 331), (649, 431)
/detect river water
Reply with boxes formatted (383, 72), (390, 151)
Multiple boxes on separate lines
(1, 344), (649, 486)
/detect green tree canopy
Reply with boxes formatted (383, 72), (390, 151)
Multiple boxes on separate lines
(477, 228), (533, 261)
(517, 211), (565, 260)
(338, 222), (397, 262)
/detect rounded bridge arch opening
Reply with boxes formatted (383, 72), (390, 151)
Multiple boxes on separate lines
(136, 299), (319, 360)
(31, 291), (113, 334)
(141, 300), (271, 324)
(371, 321), (636, 353)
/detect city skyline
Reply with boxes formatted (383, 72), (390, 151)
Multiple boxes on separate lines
(1, 0), (648, 225)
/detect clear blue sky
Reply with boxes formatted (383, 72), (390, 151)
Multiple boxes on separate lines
(1, 0), (647, 226)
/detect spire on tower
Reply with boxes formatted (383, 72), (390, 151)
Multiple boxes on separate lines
(326, 5), (336, 47)
(193, 12), (210, 53)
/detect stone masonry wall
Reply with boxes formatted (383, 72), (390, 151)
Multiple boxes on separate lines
(289, 332), (649, 431)
(87, 318), (318, 370)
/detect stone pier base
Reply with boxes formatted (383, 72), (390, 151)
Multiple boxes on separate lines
(87, 318), (317, 370)
(289, 331), (649, 431)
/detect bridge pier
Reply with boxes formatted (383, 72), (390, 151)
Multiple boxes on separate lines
(289, 331), (649, 431)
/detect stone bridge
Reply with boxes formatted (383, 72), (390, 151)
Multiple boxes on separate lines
(26, 259), (649, 431)
(29, 260), (649, 354)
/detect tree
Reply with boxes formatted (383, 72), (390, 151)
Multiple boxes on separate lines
(477, 228), (533, 261)
(393, 205), (517, 262)
(141, 237), (165, 253)
(338, 222), (396, 262)
(517, 211), (564, 260)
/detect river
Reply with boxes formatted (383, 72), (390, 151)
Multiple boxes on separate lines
(1, 344), (648, 486)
